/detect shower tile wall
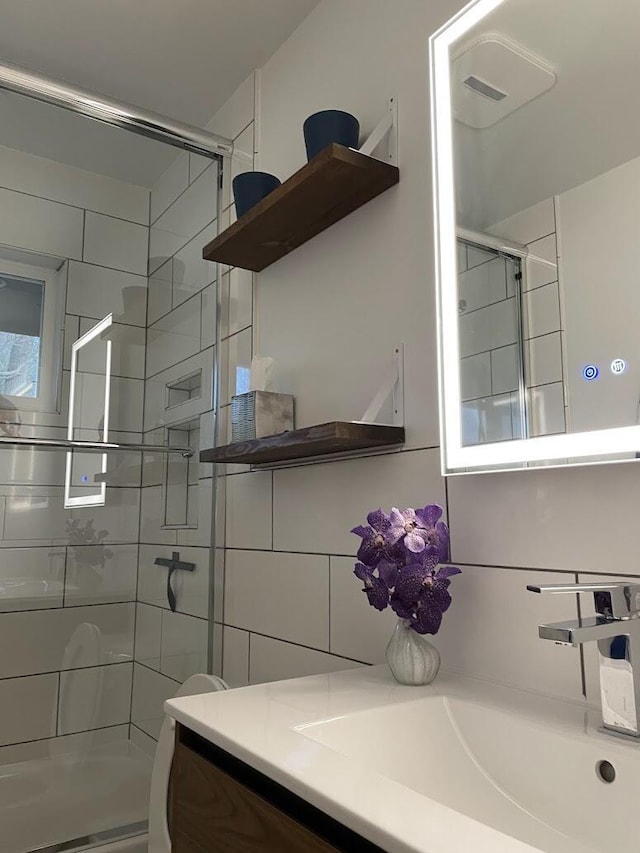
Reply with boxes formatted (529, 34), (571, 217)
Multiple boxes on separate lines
(0, 143), (148, 758)
(457, 243), (523, 444)
(490, 198), (567, 437)
(131, 90), (255, 739)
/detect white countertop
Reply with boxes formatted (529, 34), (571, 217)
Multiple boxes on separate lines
(165, 665), (596, 853)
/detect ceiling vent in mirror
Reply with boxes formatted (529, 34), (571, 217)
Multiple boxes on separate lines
(452, 35), (556, 129)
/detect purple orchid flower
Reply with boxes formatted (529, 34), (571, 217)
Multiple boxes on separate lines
(351, 504), (461, 636)
(387, 507), (429, 553)
(351, 508), (404, 567)
(354, 562), (390, 611)
(415, 504), (450, 563)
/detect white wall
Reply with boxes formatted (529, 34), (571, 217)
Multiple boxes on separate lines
(0, 144), (149, 758)
(207, 0), (640, 716)
(558, 155), (640, 433)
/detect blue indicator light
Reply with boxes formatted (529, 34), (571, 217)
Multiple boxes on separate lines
(81, 475), (89, 483)
(583, 364), (599, 381)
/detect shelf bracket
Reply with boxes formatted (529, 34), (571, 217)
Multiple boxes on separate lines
(358, 344), (404, 428)
(358, 97), (397, 166)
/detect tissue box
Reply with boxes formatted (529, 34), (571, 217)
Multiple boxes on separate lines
(231, 391), (294, 442)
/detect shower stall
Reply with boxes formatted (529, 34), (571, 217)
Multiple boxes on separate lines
(0, 64), (229, 853)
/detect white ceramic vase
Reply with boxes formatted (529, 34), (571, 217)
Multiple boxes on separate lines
(385, 618), (441, 685)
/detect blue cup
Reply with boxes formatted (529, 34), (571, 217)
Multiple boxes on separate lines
(303, 110), (360, 161)
(232, 171), (281, 218)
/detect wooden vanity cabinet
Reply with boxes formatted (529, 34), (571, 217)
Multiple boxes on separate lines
(170, 724), (384, 853)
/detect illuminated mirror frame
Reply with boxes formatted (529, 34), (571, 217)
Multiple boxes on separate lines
(64, 314), (113, 508)
(430, 0), (640, 473)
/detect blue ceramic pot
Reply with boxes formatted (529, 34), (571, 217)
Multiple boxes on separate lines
(303, 110), (360, 161)
(232, 171), (281, 218)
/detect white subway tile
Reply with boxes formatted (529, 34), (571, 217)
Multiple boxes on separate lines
(148, 259), (172, 325)
(110, 377), (145, 433)
(201, 285), (217, 350)
(525, 333), (563, 387)
(0, 143), (149, 223)
(147, 298), (202, 378)
(459, 298), (518, 358)
(65, 543), (137, 606)
(225, 550), (329, 649)
(3, 487), (140, 545)
(0, 674), (58, 746)
(249, 634), (361, 685)
(0, 603), (134, 678)
(523, 282), (561, 339)
(0, 187), (83, 259)
(0, 724), (128, 764)
(139, 486), (178, 547)
(225, 471), (272, 550)
(273, 449), (444, 555)
(172, 222), (217, 308)
(466, 245), (496, 269)
(150, 153), (189, 223)
(491, 344), (520, 394)
(448, 462), (640, 573)
(131, 663), (178, 740)
(222, 267), (253, 338)
(149, 167), (218, 273)
(129, 723), (158, 758)
(177, 477), (213, 548)
(222, 626), (250, 687)
(525, 234), (557, 291)
(460, 352), (491, 401)
(436, 566), (582, 700)
(64, 314), (80, 370)
(330, 556), (394, 664)
(0, 547), (66, 611)
(134, 603), (162, 671)
(58, 662), (133, 734)
(83, 212), (148, 276)
(160, 610), (207, 682)
(458, 257), (506, 312)
(189, 155), (214, 184)
(67, 262), (147, 327)
(78, 318), (145, 379)
(528, 382), (566, 436)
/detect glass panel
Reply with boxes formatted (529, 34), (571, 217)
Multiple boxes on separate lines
(0, 274), (44, 399)
(0, 85), (220, 853)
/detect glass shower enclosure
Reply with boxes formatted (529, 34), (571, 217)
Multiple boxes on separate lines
(0, 71), (227, 853)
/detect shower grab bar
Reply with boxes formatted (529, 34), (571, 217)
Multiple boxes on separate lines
(0, 435), (194, 458)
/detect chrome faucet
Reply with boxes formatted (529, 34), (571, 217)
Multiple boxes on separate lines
(528, 582), (640, 739)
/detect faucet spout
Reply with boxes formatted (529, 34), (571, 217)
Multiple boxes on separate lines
(539, 615), (633, 646)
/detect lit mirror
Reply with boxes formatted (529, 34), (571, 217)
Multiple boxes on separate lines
(64, 315), (112, 508)
(431, 0), (640, 473)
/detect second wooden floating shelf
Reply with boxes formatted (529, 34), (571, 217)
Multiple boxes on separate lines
(200, 421), (405, 466)
(203, 144), (400, 272)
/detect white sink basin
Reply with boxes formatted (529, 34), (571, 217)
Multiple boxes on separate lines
(297, 691), (639, 853)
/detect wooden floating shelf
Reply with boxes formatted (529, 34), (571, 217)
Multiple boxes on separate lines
(200, 422), (405, 466)
(203, 144), (400, 272)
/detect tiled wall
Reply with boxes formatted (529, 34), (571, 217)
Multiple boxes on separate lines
(0, 143), (149, 759)
(130, 87), (256, 742)
(491, 198), (567, 437)
(207, 0), (640, 714)
(457, 240), (523, 444)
